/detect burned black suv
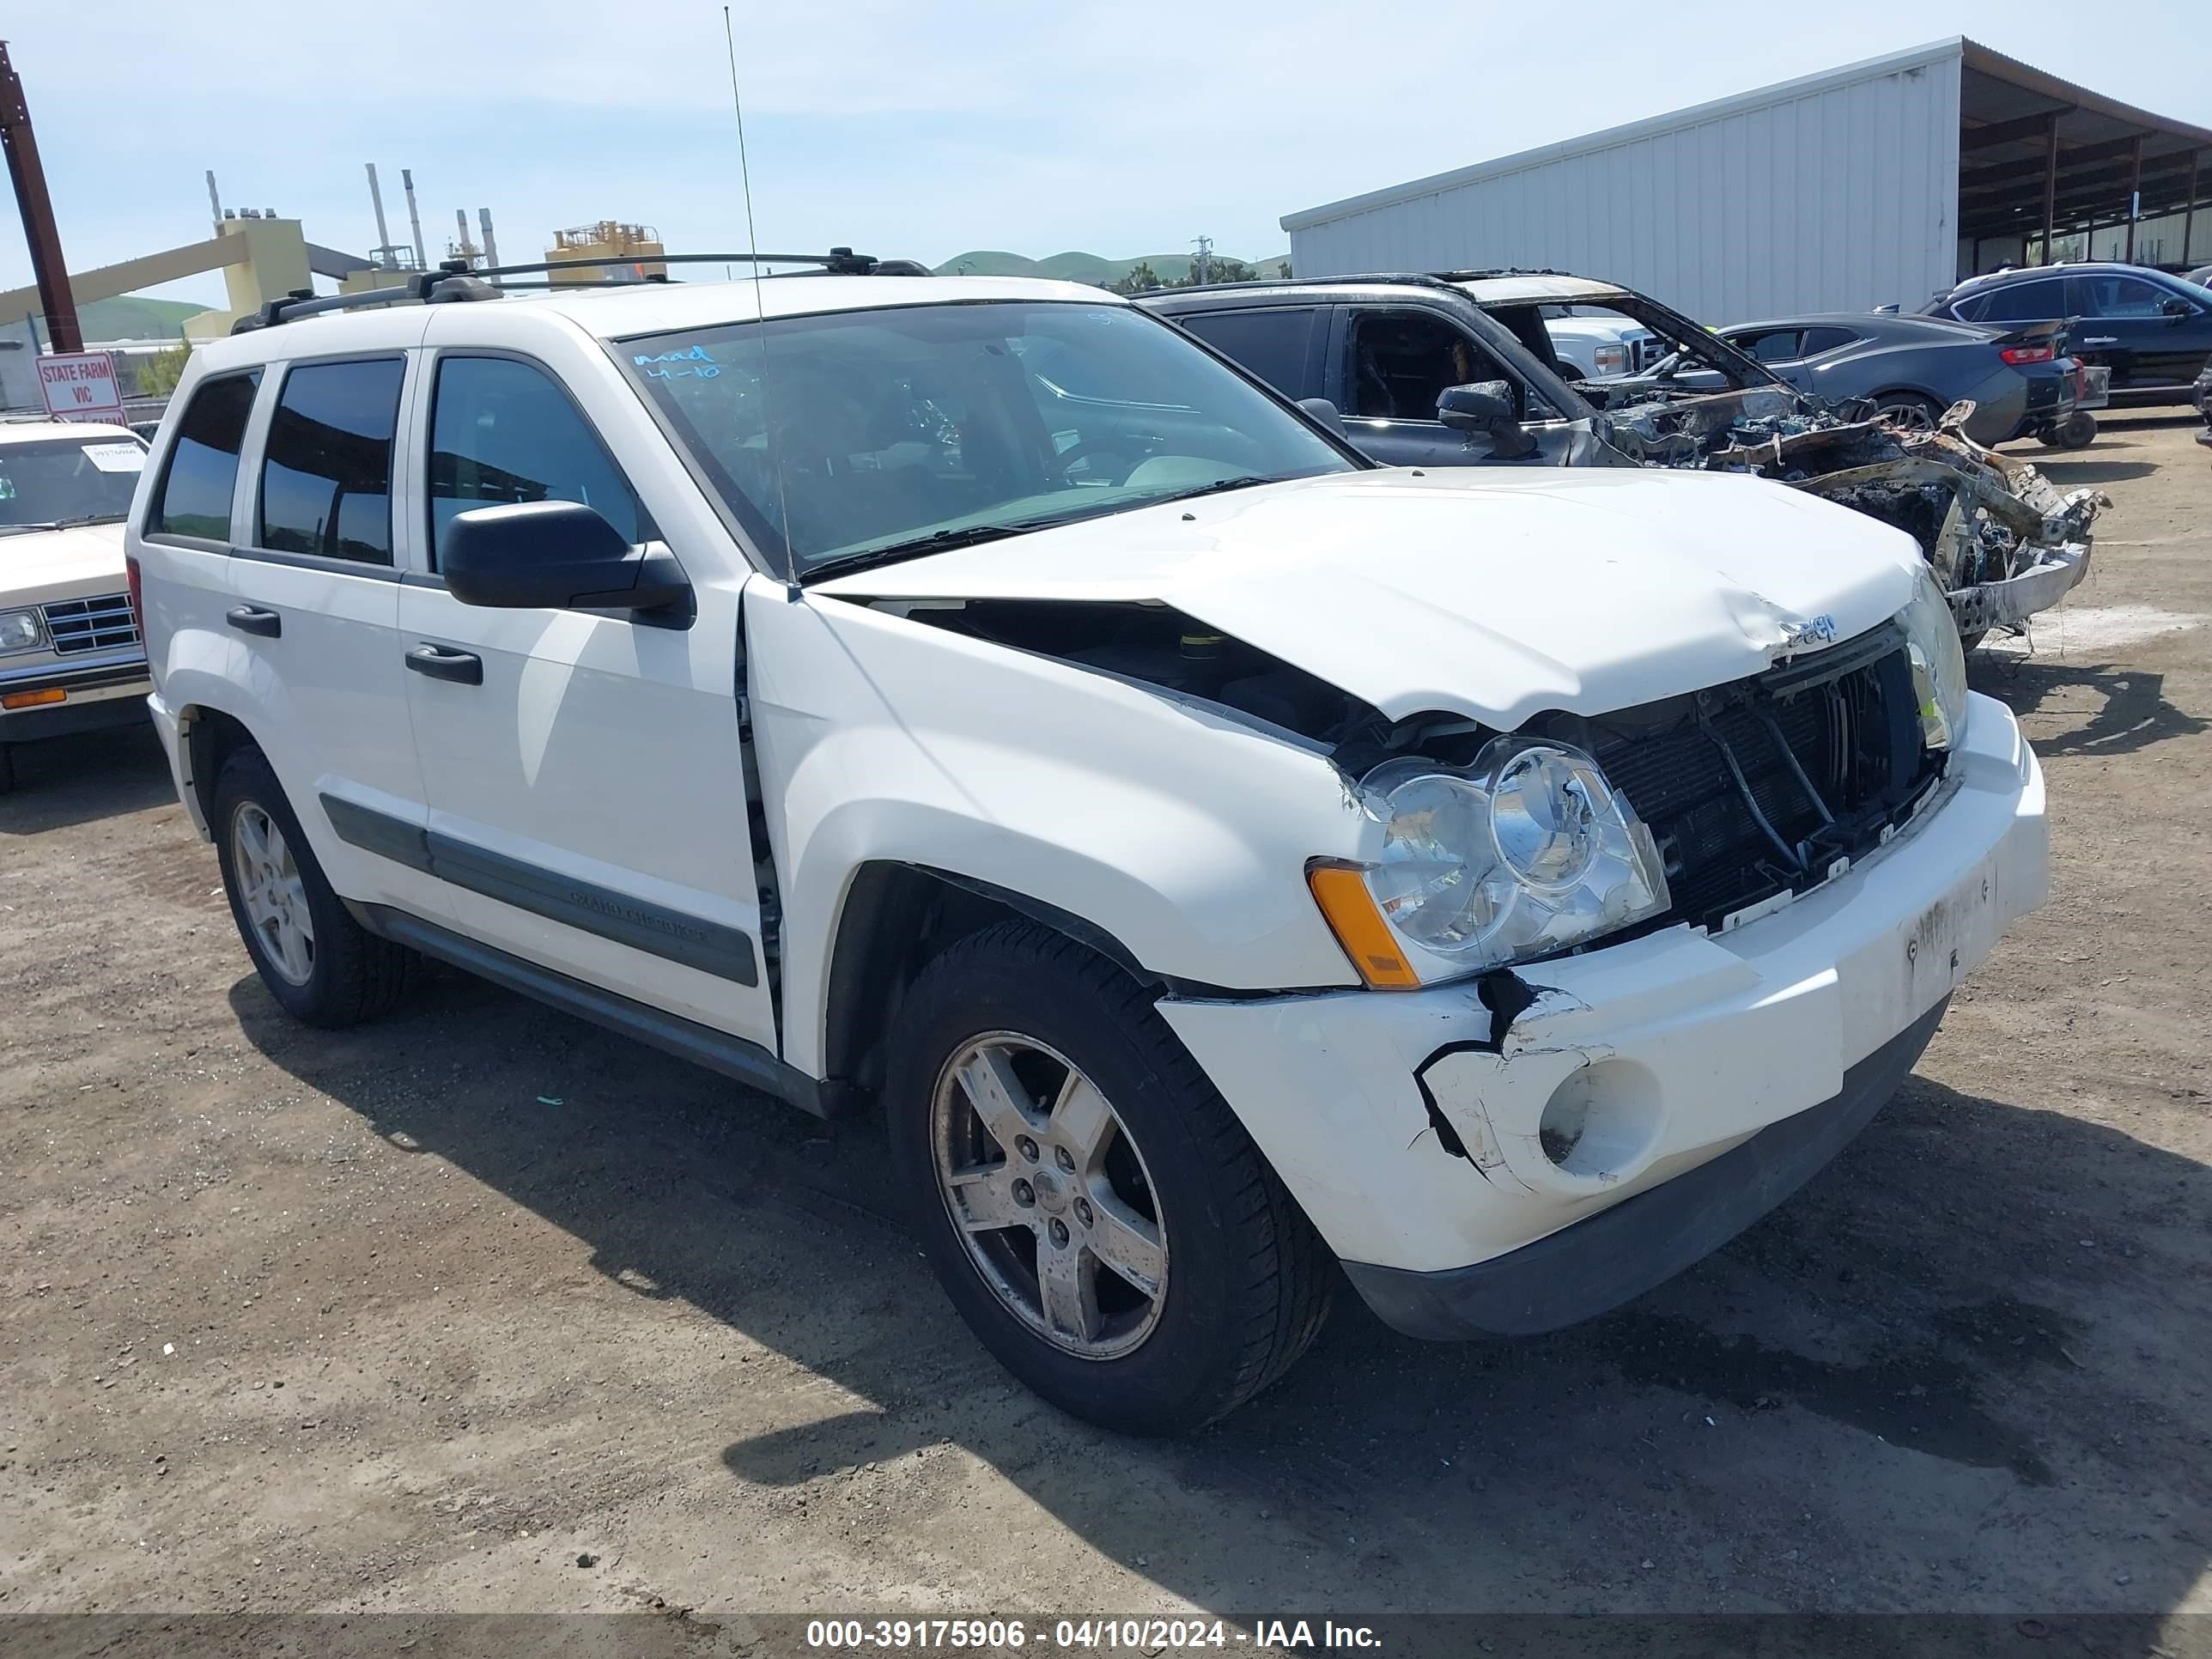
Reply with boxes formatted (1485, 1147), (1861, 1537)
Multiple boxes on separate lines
(1141, 270), (2105, 645)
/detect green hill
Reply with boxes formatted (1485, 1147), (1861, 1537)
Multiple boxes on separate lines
(933, 250), (1290, 289)
(27, 295), (203, 345)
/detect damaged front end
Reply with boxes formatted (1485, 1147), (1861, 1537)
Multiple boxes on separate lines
(1598, 388), (2107, 642)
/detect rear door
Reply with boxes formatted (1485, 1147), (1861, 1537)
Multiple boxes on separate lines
(226, 332), (452, 925)
(395, 317), (776, 1053)
(2066, 271), (2210, 390)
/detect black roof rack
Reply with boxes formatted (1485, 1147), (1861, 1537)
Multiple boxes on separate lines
(233, 247), (925, 334)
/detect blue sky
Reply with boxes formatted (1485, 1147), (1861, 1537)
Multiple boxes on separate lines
(4, 0), (2209, 312)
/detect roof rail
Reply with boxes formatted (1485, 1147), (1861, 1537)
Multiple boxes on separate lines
(232, 247), (923, 334)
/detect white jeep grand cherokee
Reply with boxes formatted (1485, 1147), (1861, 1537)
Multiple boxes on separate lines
(128, 263), (2047, 1433)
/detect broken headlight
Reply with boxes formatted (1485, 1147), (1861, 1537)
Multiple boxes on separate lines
(1354, 738), (1670, 979)
(1897, 568), (1968, 751)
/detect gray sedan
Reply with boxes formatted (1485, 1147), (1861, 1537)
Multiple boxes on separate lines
(1711, 313), (2073, 448)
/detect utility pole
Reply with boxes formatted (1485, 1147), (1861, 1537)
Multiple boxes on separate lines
(1191, 234), (1212, 285)
(0, 41), (82, 352)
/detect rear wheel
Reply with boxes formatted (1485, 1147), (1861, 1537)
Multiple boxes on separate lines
(212, 746), (410, 1027)
(886, 921), (1331, 1434)
(1874, 392), (1944, 431)
(2039, 411), (2097, 450)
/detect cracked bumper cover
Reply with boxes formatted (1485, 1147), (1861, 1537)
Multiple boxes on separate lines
(1157, 691), (2045, 1339)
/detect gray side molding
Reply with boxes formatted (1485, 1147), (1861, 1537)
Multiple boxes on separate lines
(320, 793), (758, 987)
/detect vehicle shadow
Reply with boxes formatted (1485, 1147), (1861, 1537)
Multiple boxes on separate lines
(2023, 459), (2158, 487)
(1969, 650), (2205, 759)
(0, 724), (174, 836)
(233, 969), (2212, 1614)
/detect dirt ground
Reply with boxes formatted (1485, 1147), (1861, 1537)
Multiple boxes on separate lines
(3, 418), (2209, 1641)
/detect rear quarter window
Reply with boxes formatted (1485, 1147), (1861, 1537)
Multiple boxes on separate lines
(148, 371), (260, 541)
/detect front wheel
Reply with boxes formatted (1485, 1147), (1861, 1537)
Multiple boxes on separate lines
(886, 921), (1331, 1434)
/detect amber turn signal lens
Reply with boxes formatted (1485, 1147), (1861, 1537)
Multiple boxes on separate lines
(1306, 863), (1422, 990)
(2, 687), (66, 710)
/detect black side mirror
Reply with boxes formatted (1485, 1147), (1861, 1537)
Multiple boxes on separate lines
(442, 501), (691, 617)
(2162, 296), (2194, 319)
(1297, 396), (1346, 432)
(1437, 380), (1537, 459)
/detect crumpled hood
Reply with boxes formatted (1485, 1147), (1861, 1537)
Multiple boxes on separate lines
(811, 467), (1925, 729)
(0, 520), (129, 606)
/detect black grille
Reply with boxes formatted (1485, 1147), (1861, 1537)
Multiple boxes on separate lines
(1570, 623), (1938, 933)
(40, 592), (139, 655)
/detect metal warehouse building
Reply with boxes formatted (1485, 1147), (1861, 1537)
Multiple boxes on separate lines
(1281, 38), (2212, 321)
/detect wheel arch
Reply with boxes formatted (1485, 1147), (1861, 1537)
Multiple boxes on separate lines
(818, 861), (1165, 1109)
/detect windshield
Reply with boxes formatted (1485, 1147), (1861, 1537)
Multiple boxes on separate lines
(625, 301), (1355, 576)
(0, 436), (148, 535)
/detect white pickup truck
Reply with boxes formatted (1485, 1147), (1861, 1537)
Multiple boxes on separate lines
(128, 261), (2047, 1432)
(0, 419), (154, 792)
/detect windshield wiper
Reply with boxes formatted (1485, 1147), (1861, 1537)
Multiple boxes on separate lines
(1132, 474), (1267, 507)
(802, 519), (1061, 580)
(0, 521), (68, 537)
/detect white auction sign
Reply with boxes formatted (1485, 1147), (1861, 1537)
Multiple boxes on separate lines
(36, 350), (127, 425)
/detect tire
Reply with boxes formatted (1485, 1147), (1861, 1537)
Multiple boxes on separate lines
(1874, 392), (1944, 432)
(885, 920), (1332, 1434)
(211, 745), (410, 1028)
(2042, 411), (2097, 450)
(0, 744), (14, 796)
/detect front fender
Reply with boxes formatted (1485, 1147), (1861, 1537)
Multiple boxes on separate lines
(743, 583), (1370, 1079)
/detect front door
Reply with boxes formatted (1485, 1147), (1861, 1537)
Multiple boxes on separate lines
(395, 346), (777, 1052)
(2067, 271), (2212, 391)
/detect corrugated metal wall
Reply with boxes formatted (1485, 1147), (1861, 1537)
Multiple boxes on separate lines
(1285, 47), (1963, 322)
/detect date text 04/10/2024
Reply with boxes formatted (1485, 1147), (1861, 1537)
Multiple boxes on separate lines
(804, 1619), (1383, 1650)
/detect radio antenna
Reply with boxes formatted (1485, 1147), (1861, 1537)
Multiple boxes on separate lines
(724, 5), (799, 599)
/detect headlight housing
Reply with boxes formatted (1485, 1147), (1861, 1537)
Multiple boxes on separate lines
(1897, 567), (1968, 751)
(1341, 737), (1670, 982)
(0, 606), (47, 656)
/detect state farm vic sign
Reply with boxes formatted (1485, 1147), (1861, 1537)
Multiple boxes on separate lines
(37, 351), (127, 424)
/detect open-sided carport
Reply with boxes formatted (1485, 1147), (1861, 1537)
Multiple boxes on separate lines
(1956, 41), (2212, 274)
(1282, 38), (2212, 319)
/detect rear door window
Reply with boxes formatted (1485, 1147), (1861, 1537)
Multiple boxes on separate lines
(1175, 307), (1322, 399)
(258, 358), (405, 565)
(1974, 280), (2065, 323)
(149, 371), (260, 542)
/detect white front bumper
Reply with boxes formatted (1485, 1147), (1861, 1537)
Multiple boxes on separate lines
(1159, 691), (2046, 1279)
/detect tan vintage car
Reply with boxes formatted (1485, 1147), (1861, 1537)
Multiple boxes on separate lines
(0, 419), (153, 792)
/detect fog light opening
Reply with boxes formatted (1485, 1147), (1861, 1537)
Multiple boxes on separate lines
(1537, 1060), (1661, 1182)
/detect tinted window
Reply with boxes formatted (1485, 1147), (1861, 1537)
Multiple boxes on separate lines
(1976, 280), (2065, 323)
(1735, 329), (1803, 363)
(428, 356), (650, 566)
(258, 359), (403, 563)
(2075, 273), (2173, 318)
(1801, 326), (1861, 355)
(1176, 307), (1321, 398)
(149, 372), (258, 541)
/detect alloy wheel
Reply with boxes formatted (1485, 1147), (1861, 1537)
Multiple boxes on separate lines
(930, 1032), (1169, 1359)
